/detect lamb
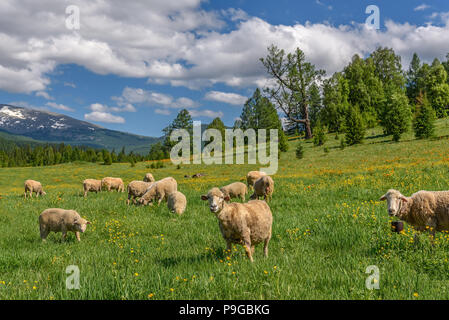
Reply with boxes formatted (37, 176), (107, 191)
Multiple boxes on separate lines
(139, 177), (177, 206)
(246, 171), (267, 189)
(201, 187), (273, 262)
(380, 189), (449, 239)
(220, 182), (248, 202)
(127, 180), (153, 205)
(101, 177), (125, 192)
(250, 176), (274, 202)
(83, 179), (101, 197)
(24, 180), (46, 198)
(39, 208), (91, 242)
(167, 191), (187, 215)
(143, 173), (155, 183)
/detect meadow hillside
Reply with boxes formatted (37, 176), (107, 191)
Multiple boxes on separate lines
(1, 119), (449, 299)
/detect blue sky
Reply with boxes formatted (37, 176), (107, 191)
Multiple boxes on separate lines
(0, 0), (448, 137)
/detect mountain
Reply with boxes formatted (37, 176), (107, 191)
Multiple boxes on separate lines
(0, 104), (161, 153)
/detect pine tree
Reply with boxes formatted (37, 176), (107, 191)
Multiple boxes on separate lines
(295, 141), (304, 159)
(381, 85), (411, 142)
(313, 121), (327, 146)
(413, 92), (436, 139)
(344, 105), (365, 145)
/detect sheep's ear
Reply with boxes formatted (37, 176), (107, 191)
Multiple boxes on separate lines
(224, 195), (230, 202)
(379, 194), (387, 201)
(201, 195), (208, 201)
(400, 196), (408, 203)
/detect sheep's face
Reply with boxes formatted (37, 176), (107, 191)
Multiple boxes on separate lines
(139, 198), (149, 205)
(201, 188), (230, 213)
(380, 190), (408, 216)
(40, 190), (46, 196)
(74, 218), (91, 233)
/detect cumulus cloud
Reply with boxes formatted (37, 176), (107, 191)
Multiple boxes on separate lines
(205, 91), (247, 105)
(84, 111), (125, 123)
(46, 102), (74, 112)
(0, 0), (449, 95)
(113, 87), (199, 114)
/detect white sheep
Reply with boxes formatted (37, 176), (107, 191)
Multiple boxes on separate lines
(250, 176), (274, 202)
(167, 191), (187, 215)
(139, 177), (177, 206)
(143, 173), (155, 183)
(220, 182), (247, 202)
(380, 189), (449, 240)
(127, 180), (153, 205)
(201, 187), (273, 262)
(39, 208), (91, 242)
(101, 177), (125, 192)
(246, 171), (267, 189)
(83, 179), (101, 197)
(24, 180), (46, 198)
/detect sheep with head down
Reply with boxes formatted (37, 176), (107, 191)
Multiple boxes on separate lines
(380, 189), (449, 240)
(24, 180), (46, 198)
(39, 208), (91, 242)
(220, 182), (247, 202)
(139, 177), (177, 206)
(83, 179), (101, 197)
(127, 180), (153, 205)
(167, 191), (187, 215)
(201, 187), (272, 262)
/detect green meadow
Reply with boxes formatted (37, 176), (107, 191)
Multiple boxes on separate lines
(1, 119), (449, 300)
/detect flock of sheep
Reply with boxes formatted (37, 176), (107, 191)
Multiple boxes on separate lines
(23, 169), (449, 261)
(23, 170), (275, 261)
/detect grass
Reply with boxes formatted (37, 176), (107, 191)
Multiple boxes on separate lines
(1, 119), (449, 299)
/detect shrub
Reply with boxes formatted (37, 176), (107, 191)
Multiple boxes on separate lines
(413, 93), (436, 139)
(295, 142), (304, 159)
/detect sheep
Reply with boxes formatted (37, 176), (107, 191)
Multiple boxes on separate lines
(83, 179), (101, 197)
(250, 176), (274, 202)
(220, 182), (248, 202)
(39, 208), (91, 242)
(139, 177), (177, 206)
(143, 173), (155, 183)
(167, 191), (187, 215)
(24, 180), (46, 198)
(246, 171), (267, 189)
(101, 177), (125, 192)
(201, 187), (273, 262)
(380, 189), (449, 241)
(127, 180), (153, 205)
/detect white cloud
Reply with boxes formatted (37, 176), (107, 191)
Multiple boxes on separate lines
(46, 102), (74, 112)
(205, 91), (247, 105)
(0, 0), (448, 95)
(84, 111), (125, 123)
(36, 91), (54, 100)
(414, 4), (430, 11)
(189, 109), (223, 118)
(155, 108), (171, 115)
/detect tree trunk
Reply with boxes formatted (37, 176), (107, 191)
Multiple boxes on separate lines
(303, 103), (312, 139)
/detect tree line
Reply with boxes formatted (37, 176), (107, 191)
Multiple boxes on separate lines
(0, 139), (145, 168)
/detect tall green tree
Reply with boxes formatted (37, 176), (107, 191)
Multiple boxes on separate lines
(406, 53), (422, 103)
(162, 109), (193, 153)
(381, 85), (412, 141)
(413, 92), (436, 139)
(321, 72), (350, 133)
(261, 45), (325, 139)
(425, 59), (449, 117)
(344, 105), (365, 146)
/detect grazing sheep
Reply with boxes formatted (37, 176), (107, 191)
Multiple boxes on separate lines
(143, 173), (155, 183)
(220, 182), (248, 202)
(83, 179), (101, 197)
(39, 208), (91, 242)
(250, 176), (274, 202)
(24, 180), (46, 198)
(246, 171), (267, 189)
(380, 189), (449, 240)
(101, 177), (125, 192)
(201, 188), (273, 262)
(139, 177), (177, 206)
(167, 191), (187, 215)
(127, 180), (153, 205)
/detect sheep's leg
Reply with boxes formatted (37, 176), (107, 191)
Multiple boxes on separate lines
(244, 242), (254, 262)
(251, 245), (255, 255)
(127, 195), (131, 205)
(24, 191), (27, 199)
(242, 230), (253, 262)
(263, 238), (270, 258)
(75, 232), (81, 242)
(61, 231), (67, 241)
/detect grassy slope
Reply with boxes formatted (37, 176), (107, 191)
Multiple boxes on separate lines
(1, 119), (449, 299)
